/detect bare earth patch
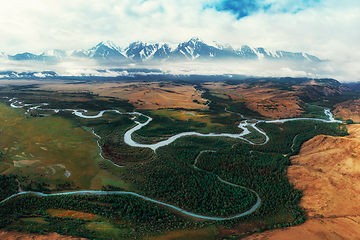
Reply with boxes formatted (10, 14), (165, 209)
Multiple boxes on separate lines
(13, 160), (41, 167)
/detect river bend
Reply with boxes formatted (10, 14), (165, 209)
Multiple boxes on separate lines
(0, 98), (342, 220)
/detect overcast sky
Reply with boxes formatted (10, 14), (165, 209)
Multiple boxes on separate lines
(0, 0), (359, 81)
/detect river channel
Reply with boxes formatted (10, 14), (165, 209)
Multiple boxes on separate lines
(0, 97), (342, 220)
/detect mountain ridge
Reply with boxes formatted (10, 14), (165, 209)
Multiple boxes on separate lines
(0, 38), (323, 63)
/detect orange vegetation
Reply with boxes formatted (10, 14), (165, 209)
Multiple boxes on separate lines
(36, 82), (207, 110)
(288, 124), (360, 218)
(0, 230), (86, 240)
(148, 227), (218, 240)
(203, 82), (303, 119)
(334, 99), (360, 122)
(244, 124), (360, 239)
(245, 217), (360, 240)
(47, 209), (98, 221)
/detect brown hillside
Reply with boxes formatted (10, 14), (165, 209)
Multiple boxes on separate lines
(334, 99), (360, 123)
(203, 80), (349, 119)
(37, 81), (207, 110)
(288, 125), (360, 218)
(203, 82), (304, 119)
(244, 124), (360, 239)
(245, 217), (360, 240)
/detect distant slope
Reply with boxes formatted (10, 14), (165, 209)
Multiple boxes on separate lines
(203, 77), (352, 119)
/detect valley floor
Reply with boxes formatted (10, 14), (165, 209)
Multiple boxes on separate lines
(0, 78), (358, 239)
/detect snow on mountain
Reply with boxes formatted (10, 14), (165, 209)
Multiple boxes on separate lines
(158, 42), (178, 51)
(2, 38), (322, 63)
(69, 40), (126, 61)
(125, 41), (160, 61)
(86, 40), (126, 60)
(71, 49), (88, 58)
(9, 52), (38, 61)
(302, 52), (321, 62)
(0, 52), (8, 60)
(40, 49), (68, 59)
(100, 40), (122, 52)
(236, 46), (258, 59)
(152, 43), (173, 61)
(214, 42), (234, 51)
(243, 47), (322, 62)
(170, 37), (239, 61)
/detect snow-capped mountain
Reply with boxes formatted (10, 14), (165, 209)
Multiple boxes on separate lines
(236, 45), (259, 59)
(36, 49), (68, 63)
(170, 37), (239, 61)
(2, 38), (323, 63)
(9, 52), (38, 61)
(0, 52), (8, 60)
(40, 49), (67, 59)
(8, 50), (68, 63)
(71, 49), (89, 58)
(151, 43), (173, 61)
(87, 40), (126, 60)
(238, 47), (322, 62)
(125, 41), (160, 61)
(71, 40), (127, 60)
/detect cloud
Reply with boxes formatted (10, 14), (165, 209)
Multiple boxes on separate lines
(0, 0), (359, 81)
(0, 1), (357, 53)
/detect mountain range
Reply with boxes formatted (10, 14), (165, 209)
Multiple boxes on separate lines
(0, 38), (322, 63)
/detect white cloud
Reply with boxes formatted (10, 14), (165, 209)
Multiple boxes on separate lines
(0, 0), (359, 81)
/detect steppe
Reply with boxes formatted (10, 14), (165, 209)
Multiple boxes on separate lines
(36, 81), (206, 110)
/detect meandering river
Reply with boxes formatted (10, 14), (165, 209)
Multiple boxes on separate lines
(0, 98), (342, 220)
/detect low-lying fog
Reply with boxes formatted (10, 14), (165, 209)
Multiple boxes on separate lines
(0, 57), (359, 82)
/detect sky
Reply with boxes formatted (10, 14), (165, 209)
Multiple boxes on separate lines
(0, 0), (359, 81)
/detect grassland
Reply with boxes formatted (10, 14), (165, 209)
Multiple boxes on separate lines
(0, 101), (132, 191)
(298, 104), (329, 119)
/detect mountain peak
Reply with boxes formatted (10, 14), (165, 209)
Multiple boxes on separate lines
(0, 52), (8, 59)
(40, 49), (67, 59)
(128, 41), (146, 47)
(125, 41), (161, 61)
(188, 37), (204, 44)
(97, 40), (120, 51)
(2, 39), (322, 63)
